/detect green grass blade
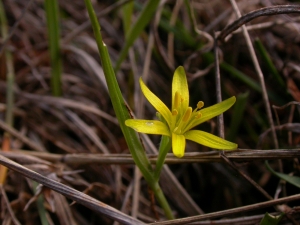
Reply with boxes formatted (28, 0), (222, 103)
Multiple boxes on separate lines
(220, 61), (262, 93)
(32, 182), (50, 225)
(260, 212), (284, 225)
(227, 92), (249, 141)
(159, 18), (198, 48)
(44, 0), (62, 96)
(84, 0), (154, 182)
(122, 1), (134, 34)
(266, 161), (300, 188)
(254, 38), (285, 88)
(115, 0), (160, 72)
(220, 61), (284, 103)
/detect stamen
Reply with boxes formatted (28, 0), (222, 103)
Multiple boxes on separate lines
(182, 107), (192, 122)
(174, 92), (181, 109)
(195, 112), (202, 119)
(172, 109), (178, 116)
(197, 101), (204, 109)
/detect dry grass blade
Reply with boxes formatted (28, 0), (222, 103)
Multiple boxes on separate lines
(0, 119), (45, 152)
(21, 92), (118, 124)
(0, 185), (21, 225)
(65, 110), (109, 153)
(0, 154), (145, 225)
(2, 0), (300, 223)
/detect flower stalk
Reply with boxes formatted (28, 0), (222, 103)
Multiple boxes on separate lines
(83, 0), (174, 219)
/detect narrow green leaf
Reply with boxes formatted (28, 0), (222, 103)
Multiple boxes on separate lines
(122, 0), (134, 34)
(260, 212), (284, 225)
(227, 92), (249, 141)
(220, 62), (262, 93)
(45, 0), (62, 96)
(84, 0), (154, 182)
(254, 38), (285, 88)
(158, 18), (198, 49)
(32, 182), (50, 225)
(115, 0), (160, 71)
(266, 161), (300, 188)
(220, 61), (284, 104)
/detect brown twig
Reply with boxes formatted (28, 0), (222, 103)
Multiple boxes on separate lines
(2, 149), (300, 165)
(221, 154), (273, 200)
(149, 193), (300, 225)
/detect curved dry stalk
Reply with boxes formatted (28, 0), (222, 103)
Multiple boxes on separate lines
(218, 5), (300, 42)
(258, 123), (300, 148)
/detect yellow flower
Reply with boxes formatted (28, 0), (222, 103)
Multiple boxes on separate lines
(125, 66), (237, 158)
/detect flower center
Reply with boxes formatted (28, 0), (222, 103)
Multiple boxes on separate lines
(172, 91), (204, 134)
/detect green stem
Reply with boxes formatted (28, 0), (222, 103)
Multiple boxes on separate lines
(151, 181), (175, 220)
(154, 136), (171, 181)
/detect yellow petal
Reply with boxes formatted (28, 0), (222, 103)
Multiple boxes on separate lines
(139, 78), (172, 127)
(184, 130), (237, 150)
(172, 66), (189, 112)
(190, 96), (236, 129)
(125, 119), (170, 136)
(172, 133), (186, 158)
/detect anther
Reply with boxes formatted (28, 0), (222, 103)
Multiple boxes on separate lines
(197, 101), (204, 109)
(182, 107), (192, 122)
(195, 112), (202, 119)
(174, 92), (181, 109)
